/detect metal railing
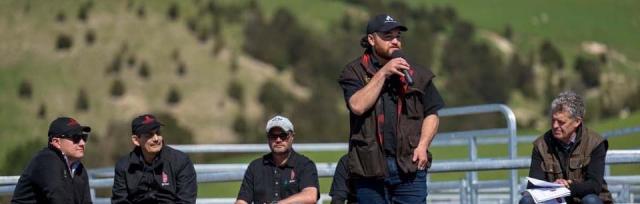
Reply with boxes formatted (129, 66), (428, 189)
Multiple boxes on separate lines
(2, 104), (639, 203)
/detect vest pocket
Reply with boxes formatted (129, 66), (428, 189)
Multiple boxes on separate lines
(404, 89), (424, 119)
(541, 162), (562, 180)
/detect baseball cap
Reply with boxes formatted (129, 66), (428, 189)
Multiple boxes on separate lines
(131, 114), (164, 135)
(265, 115), (294, 133)
(48, 117), (91, 138)
(366, 14), (408, 34)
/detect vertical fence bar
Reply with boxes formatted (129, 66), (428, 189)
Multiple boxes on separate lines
(468, 137), (478, 204)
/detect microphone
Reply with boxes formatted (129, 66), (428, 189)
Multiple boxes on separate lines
(391, 50), (414, 86)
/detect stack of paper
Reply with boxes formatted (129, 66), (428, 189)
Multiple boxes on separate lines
(526, 177), (571, 203)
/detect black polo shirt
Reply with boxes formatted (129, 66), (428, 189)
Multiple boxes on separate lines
(237, 151), (319, 203)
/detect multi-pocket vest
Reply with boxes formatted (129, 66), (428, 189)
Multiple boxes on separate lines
(533, 127), (613, 203)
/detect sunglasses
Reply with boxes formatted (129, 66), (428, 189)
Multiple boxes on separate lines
(139, 130), (162, 138)
(267, 132), (290, 141)
(59, 134), (89, 144)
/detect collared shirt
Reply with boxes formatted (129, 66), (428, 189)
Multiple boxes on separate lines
(62, 154), (80, 178)
(237, 151), (319, 203)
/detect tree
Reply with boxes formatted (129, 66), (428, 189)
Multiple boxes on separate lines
(18, 79), (32, 99)
(110, 79), (125, 98)
(574, 56), (600, 88)
(85, 29), (96, 45)
(138, 61), (150, 79)
(258, 79), (293, 116)
(167, 86), (181, 106)
(167, 2), (179, 21)
(540, 39), (564, 69)
(55, 34), (73, 51)
(227, 80), (244, 105)
(37, 103), (47, 119)
(75, 88), (90, 112)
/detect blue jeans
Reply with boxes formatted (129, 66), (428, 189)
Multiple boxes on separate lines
(354, 156), (427, 204)
(520, 193), (603, 204)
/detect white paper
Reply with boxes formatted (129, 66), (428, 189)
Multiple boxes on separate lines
(527, 177), (565, 188)
(527, 188), (570, 203)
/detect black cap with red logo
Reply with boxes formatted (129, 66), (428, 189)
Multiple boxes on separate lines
(48, 117), (91, 138)
(131, 114), (164, 135)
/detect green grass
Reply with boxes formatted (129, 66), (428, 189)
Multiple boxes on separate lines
(408, 0), (640, 63)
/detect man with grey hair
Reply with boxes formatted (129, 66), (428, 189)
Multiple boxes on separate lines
(520, 91), (612, 204)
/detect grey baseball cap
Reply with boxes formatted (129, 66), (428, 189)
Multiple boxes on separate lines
(265, 115), (294, 133)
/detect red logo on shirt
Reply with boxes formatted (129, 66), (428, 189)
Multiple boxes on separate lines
(161, 171), (170, 186)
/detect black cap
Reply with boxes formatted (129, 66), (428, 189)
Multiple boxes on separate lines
(131, 114), (164, 135)
(366, 14), (408, 34)
(48, 117), (91, 138)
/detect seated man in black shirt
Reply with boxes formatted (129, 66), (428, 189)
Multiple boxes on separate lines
(112, 114), (197, 204)
(236, 115), (319, 204)
(521, 91), (612, 204)
(330, 154), (357, 204)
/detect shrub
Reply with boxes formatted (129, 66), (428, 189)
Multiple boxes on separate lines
(77, 1), (93, 22)
(127, 54), (136, 68)
(55, 34), (73, 51)
(75, 89), (90, 112)
(258, 79), (292, 115)
(232, 113), (248, 136)
(574, 56), (600, 88)
(540, 39), (564, 69)
(167, 2), (179, 21)
(227, 80), (244, 104)
(110, 79), (125, 98)
(105, 54), (122, 75)
(138, 61), (150, 79)
(18, 79), (32, 99)
(37, 103), (46, 119)
(137, 5), (146, 19)
(2, 137), (43, 174)
(176, 61), (187, 77)
(85, 29), (96, 45)
(167, 86), (181, 106)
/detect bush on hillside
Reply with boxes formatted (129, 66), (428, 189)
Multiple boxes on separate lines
(176, 61), (187, 77)
(55, 34), (73, 51)
(137, 5), (146, 19)
(85, 29), (96, 45)
(258, 79), (293, 116)
(77, 1), (93, 22)
(110, 79), (125, 98)
(227, 80), (244, 105)
(106, 54), (122, 75)
(127, 54), (136, 68)
(167, 2), (179, 21)
(37, 103), (46, 119)
(167, 86), (181, 106)
(138, 61), (150, 79)
(574, 56), (601, 88)
(18, 79), (33, 99)
(232, 113), (248, 138)
(75, 89), (90, 112)
(1, 137), (43, 175)
(540, 39), (564, 69)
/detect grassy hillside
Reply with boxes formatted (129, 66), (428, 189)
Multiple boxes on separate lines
(0, 0), (302, 171)
(0, 1), (638, 200)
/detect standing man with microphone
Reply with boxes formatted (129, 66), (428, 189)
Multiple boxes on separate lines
(338, 14), (445, 203)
